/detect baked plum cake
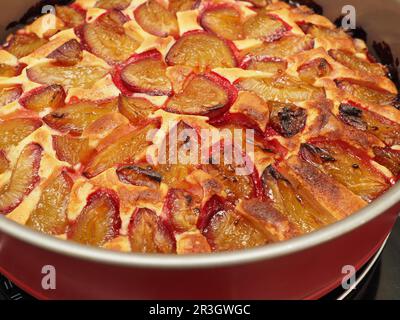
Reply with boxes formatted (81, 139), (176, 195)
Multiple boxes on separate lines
(0, 0), (399, 254)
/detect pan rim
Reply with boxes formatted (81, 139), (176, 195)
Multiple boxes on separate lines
(0, 181), (398, 269)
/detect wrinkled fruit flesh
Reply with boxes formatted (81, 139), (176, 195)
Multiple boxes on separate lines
(373, 147), (400, 177)
(269, 101), (307, 137)
(56, 5), (85, 28)
(47, 39), (83, 66)
(118, 95), (156, 126)
(0, 86), (22, 107)
(201, 7), (243, 41)
(117, 165), (161, 189)
(243, 12), (287, 42)
(4, 33), (47, 58)
(0, 118), (42, 150)
(52, 135), (92, 166)
(20, 85), (66, 113)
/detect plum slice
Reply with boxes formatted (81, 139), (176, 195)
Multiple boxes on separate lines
(166, 32), (236, 70)
(47, 39), (83, 66)
(68, 189), (121, 247)
(373, 147), (400, 177)
(27, 62), (109, 89)
(169, 0), (197, 13)
(3, 33), (47, 59)
(166, 74), (230, 115)
(242, 35), (314, 59)
(336, 79), (398, 107)
(20, 85), (66, 113)
(164, 188), (201, 233)
(338, 103), (400, 146)
(118, 95), (156, 126)
(297, 58), (331, 84)
(135, 0), (179, 38)
(120, 55), (172, 95)
(81, 10), (139, 64)
(201, 7), (243, 41)
(0, 64), (23, 77)
(236, 75), (324, 103)
(26, 170), (73, 235)
(56, 5), (85, 28)
(269, 101), (307, 137)
(52, 135), (92, 166)
(43, 99), (117, 136)
(83, 122), (157, 178)
(129, 208), (175, 253)
(96, 0), (132, 10)
(117, 165), (161, 189)
(0, 118), (42, 151)
(0, 151), (9, 174)
(0, 143), (42, 215)
(261, 165), (335, 233)
(300, 140), (390, 201)
(329, 49), (386, 77)
(243, 12), (288, 42)
(245, 59), (287, 74)
(0, 86), (22, 107)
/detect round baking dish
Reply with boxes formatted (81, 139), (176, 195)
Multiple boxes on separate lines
(0, 0), (399, 299)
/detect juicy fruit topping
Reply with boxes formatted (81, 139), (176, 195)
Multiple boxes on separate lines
(300, 141), (390, 202)
(0, 118), (42, 150)
(3, 33), (47, 58)
(329, 49), (386, 77)
(243, 12), (287, 42)
(81, 10), (139, 63)
(339, 103), (400, 146)
(118, 95), (156, 126)
(83, 122), (156, 178)
(166, 32), (236, 70)
(201, 7), (243, 41)
(164, 188), (200, 232)
(373, 147), (400, 177)
(0, 86), (22, 107)
(68, 189), (121, 246)
(135, 0), (179, 38)
(269, 101), (307, 137)
(297, 58), (331, 84)
(120, 56), (172, 95)
(237, 75), (324, 103)
(169, 0), (197, 13)
(0, 151), (9, 174)
(52, 135), (92, 166)
(262, 166), (334, 233)
(0, 143), (42, 215)
(96, 0), (132, 10)
(336, 79), (397, 106)
(129, 208), (175, 253)
(176, 231), (211, 254)
(166, 74), (229, 115)
(245, 59), (287, 74)
(56, 5), (85, 28)
(242, 35), (313, 59)
(26, 171), (72, 235)
(47, 39), (83, 66)
(27, 63), (109, 89)
(117, 165), (161, 189)
(0, 64), (22, 77)
(43, 99), (117, 136)
(20, 85), (66, 113)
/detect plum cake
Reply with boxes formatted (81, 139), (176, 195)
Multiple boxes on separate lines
(0, 0), (399, 254)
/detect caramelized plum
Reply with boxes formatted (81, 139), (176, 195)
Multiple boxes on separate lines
(52, 135), (92, 166)
(0, 118), (42, 150)
(166, 32), (236, 70)
(269, 101), (307, 137)
(120, 55), (172, 95)
(0, 143), (42, 215)
(0, 151), (9, 174)
(243, 12), (287, 42)
(0, 64), (22, 77)
(176, 231), (211, 254)
(84, 122), (156, 178)
(166, 74), (230, 115)
(129, 208), (175, 253)
(117, 165), (161, 189)
(3, 33), (47, 58)
(81, 10), (139, 63)
(297, 58), (331, 84)
(20, 85), (66, 113)
(237, 75), (324, 103)
(373, 146), (400, 177)
(43, 99), (117, 135)
(0, 86), (22, 107)
(118, 95), (156, 126)
(47, 39), (83, 66)
(27, 62), (109, 89)
(169, 0), (197, 13)
(96, 0), (132, 10)
(301, 140), (390, 201)
(201, 7), (243, 41)
(26, 170), (72, 235)
(245, 59), (287, 74)
(339, 103), (400, 146)
(56, 5), (85, 28)
(68, 189), (121, 246)
(135, 0), (179, 38)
